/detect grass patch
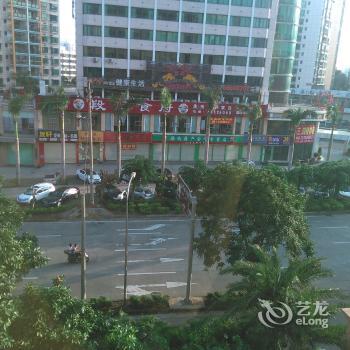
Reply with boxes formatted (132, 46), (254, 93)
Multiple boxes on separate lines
(25, 199), (79, 216)
(305, 196), (350, 212)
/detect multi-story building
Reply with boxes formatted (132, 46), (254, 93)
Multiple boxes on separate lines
(0, 0), (61, 90)
(291, 0), (345, 90)
(60, 42), (77, 86)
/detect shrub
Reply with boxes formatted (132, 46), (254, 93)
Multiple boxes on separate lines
(26, 199), (78, 216)
(125, 294), (170, 314)
(89, 296), (113, 314)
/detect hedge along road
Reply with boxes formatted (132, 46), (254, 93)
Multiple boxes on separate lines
(17, 218), (234, 299)
(17, 214), (350, 298)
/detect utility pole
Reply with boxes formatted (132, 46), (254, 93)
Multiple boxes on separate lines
(61, 109), (66, 183)
(81, 193), (86, 300)
(88, 81), (94, 204)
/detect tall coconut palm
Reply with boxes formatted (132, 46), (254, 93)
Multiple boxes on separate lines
(160, 87), (172, 174)
(239, 102), (262, 163)
(8, 95), (27, 185)
(326, 104), (341, 161)
(223, 245), (340, 350)
(111, 93), (138, 178)
(39, 87), (68, 183)
(283, 108), (315, 171)
(203, 87), (221, 165)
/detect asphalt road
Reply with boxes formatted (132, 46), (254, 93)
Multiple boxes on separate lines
(17, 214), (350, 300)
(18, 217), (233, 299)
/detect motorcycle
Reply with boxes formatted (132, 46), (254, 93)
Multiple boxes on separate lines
(64, 249), (89, 264)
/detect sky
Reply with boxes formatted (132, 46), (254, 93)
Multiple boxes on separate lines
(59, 0), (350, 71)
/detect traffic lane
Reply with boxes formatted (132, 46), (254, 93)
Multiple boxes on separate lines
(309, 215), (350, 292)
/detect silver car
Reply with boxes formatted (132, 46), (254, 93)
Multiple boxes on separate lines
(17, 183), (56, 204)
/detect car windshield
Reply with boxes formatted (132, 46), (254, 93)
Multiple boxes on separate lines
(47, 190), (64, 199)
(24, 188), (34, 195)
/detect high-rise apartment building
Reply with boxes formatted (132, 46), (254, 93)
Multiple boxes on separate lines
(75, 0), (296, 104)
(291, 0), (345, 90)
(60, 42), (77, 86)
(0, 0), (61, 91)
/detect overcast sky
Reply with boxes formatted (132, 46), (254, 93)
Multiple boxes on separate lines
(59, 0), (350, 71)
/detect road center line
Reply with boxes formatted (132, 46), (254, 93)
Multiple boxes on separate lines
(114, 248), (166, 252)
(37, 234), (63, 238)
(116, 271), (176, 276)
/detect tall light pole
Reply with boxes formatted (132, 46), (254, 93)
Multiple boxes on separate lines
(81, 193), (86, 300)
(123, 171), (136, 306)
(88, 81), (94, 205)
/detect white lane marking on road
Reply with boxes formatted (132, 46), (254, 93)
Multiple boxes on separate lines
(124, 286), (153, 296)
(37, 234), (62, 238)
(116, 237), (177, 247)
(116, 271), (176, 276)
(23, 277), (38, 280)
(123, 232), (163, 235)
(26, 219), (186, 224)
(116, 260), (153, 263)
(160, 258), (184, 263)
(117, 224), (167, 232)
(333, 242), (350, 244)
(116, 281), (191, 289)
(114, 248), (166, 252)
(319, 226), (349, 229)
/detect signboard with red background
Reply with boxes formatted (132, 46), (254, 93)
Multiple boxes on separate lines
(295, 125), (316, 144)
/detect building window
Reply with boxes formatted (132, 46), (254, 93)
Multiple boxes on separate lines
(128, 115), (142, 132)
(105, 4), (128, 17)
(130, 49), (153, 60)
(206, 14), (227, 25)
(82, 3), (101, 15)
(228, 36), (249, 47)
(83, 66), (102, 77)
(208, 0), (229, 4)
(83, 46), (101, 57)
(131, 29), (153, 40)
(255, 0), (271, 7)
(83, 25), (101, 36)
(247, 76), (263, 86)
(249, 57), (265, 67)
(131, 7), (154, 19)
(225, 75), (245, 84)
(231, 16), (251, 27)
(104, 69), (126, 79)
(252, 37), (267, 48)
(157, 9), (179, 21)
(179, 53), (200, 64)
(177, 116), (192, 133)
(105, 47), (127, 59)
(253, 17), (269, 28)
(231, 0), (252, 5)
(226, 56), (247, 66)
(155, 51), (177, 62)
(105, 26), (127, 38)
(182, 12), (203, 23)
(205, 34), (226, 45)
(181, 33), (202, 44)
(156, 30), (178, 42)
(203, 55), (224, 65)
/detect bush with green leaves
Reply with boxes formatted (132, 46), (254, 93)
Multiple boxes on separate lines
(178, 160), (209, 193)
(125, 294), (170, 314)
(122, 156), (157, 185)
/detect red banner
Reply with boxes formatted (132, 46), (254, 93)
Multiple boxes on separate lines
(210, 117), (234, 125)
(295, 125), (316, 144)
(103, 132), (152, 143)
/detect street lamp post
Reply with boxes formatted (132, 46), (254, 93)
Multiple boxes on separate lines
(123, 171), (136, 306)
(87, 81), (94, 205)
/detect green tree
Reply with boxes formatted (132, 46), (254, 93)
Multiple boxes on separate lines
(38, 88), (68, 182)
(160, 87), (172, 175)
(122, 156), (157, 185)
(8, 95), (27, 185)
(222, 245), (344, 350)
(326, 104), (341, 161)
(178, 160), (209, 193)
(203, 87), (221, 165)
(283, 108), (315, 171)
(239, 103), (262, 163)
(195, 164), (313, 268)
(0, 194), (46, 348)
(111, 93), (139, 178)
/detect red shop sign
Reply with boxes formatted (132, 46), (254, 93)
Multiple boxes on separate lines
(103, 132), (152, 143)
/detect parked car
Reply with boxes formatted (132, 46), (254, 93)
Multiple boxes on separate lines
(43, 172), (61, 185)
(17, 183), (55, 205)
(133, 186), (155, 200)
(40, 186), (80, 207)
(76, 169), (101, 184)
(97, 184), (127, 201)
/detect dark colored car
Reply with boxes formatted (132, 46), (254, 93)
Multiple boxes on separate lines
(97, 184), (127, 201)
(40, 186), (80, 207)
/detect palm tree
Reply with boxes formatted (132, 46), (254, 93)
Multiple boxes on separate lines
(111, 93), (137, 178)
(326, 104), (341, 161)
(203, 87), (221, 165)
(283, 108), (315, 171)
(160, 87), (172, 174)
(239, 103), (262, 163)
(39, 88), (68, 183)
(8, 95), (27, 185)
(222, 245), (341, 350)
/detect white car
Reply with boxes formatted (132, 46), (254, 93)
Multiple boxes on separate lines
(17, 183), (56, 204)
(133, 187), (155, 200)
(76, 169), (101, 184)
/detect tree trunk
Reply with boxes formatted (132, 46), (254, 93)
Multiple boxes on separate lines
(14, 118), (21, 185)
(204, 113), (211, 165)
(326, 125), (335, 161)
(288, 131), (295, 171)
(61, 111), (66, 183)
(161, 115), (167, 174)
(247, 124), (253, 162)
(116, 115), (122, 178)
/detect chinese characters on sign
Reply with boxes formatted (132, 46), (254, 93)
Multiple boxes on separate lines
(87, 78), (146, 88)
(267, 135), (290, 145)
(295, 125), (316, 144)
(121, 144), (136, 150)
(78, 131), (104, 143)
(38, 130), (78, 142)
(152, 134), (245, 144)
(210, 117), (234, 125)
